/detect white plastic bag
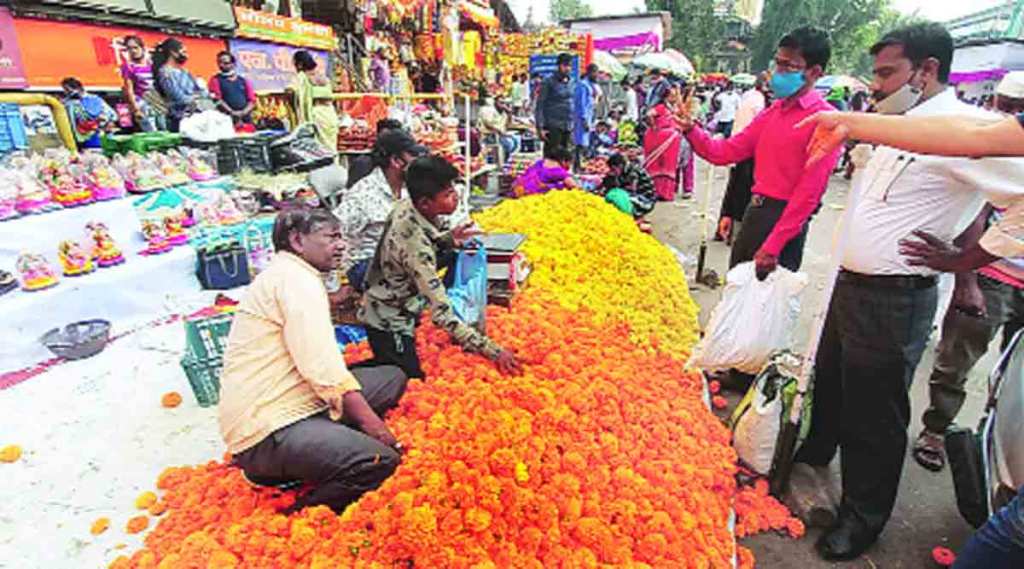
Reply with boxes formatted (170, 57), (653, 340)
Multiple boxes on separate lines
(180, 110), (235, 142)
(688, 262), (807, 374)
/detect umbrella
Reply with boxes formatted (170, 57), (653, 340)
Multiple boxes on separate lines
(731, 72), (757, 86)
(592, 50), (627, 82)
(663, 49), (695, 77)
(815, 75), (868, 92)
(632, 51), (694, 78)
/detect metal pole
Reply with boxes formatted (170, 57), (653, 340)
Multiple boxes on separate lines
(696, 160), (714, 282)
(464, 94), (472, 191)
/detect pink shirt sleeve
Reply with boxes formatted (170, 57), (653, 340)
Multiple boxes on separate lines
(685, 109), (767, 165)
(760, 142), (842, 257)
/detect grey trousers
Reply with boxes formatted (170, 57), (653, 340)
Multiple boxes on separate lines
(923, 274), (1024, 433)
(234, 365), (408, 514)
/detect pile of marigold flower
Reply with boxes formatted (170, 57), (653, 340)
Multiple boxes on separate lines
(475, 191), (700, 358)
(109, 192), (796, 568)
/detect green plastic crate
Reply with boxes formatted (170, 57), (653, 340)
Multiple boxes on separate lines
(184, 312), (234, 361)
(180, 355), (222, 407)
(125, 132), (182, 154)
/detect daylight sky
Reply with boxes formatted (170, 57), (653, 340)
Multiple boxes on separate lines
(506, 0), (1006, 26)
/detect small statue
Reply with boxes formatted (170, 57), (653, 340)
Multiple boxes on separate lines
(215, 195), (246, 226)
(16, 252), (59, 291)
(14, 170), (56, 215)
(86, 221), (125, 267)
(164, 213), (189, 246)
(58, 239), (95, 277)
(140, 219), (172, 256)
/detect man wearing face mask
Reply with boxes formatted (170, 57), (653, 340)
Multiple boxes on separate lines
(677, 26), (839, 281)
(789, 23), (1024, 561)
(332, 129), (427, 292)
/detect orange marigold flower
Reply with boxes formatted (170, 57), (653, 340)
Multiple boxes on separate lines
(134, 491), (157, 510)
(0, 444), (22, 463)
(160, 392), (182, 408)
(125, 515), (149, 534)
(90, 517), (110, 535)
(147, 501), (167, 516)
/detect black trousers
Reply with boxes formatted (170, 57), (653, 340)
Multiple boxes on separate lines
(362, 327), (424, 380)
(728, 195), (810, 271)
(233, 365), (408, 514)
(545, 127), (572, 153)
(721, 158), (755, 222)
(795, 272), (937, 536)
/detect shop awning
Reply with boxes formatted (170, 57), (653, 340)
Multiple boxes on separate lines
(459, 0), (499, 29)
(8, 0), (236, 36)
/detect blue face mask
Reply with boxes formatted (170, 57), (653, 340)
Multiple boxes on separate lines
(771, 71), (806, 99)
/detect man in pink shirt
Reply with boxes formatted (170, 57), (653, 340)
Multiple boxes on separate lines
(678, 26), (841, 279)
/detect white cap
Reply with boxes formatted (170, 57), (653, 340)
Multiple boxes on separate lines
(996, 71), (1024, 98)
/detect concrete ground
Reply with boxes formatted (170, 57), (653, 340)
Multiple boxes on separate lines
(650, 161), (995, 568)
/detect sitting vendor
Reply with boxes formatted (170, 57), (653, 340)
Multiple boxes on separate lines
(334, 129), (427, 292)
(600, 153), (656, 217)
(511, 145), (576, 198)
(219, 208), (407, 515)
(590, 121), (616, 156)
(360, 155), (523, 379)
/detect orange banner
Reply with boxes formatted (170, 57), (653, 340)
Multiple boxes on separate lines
(12, 18), (224, 89)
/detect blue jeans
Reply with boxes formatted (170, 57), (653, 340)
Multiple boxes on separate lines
(499, 135), (518, 162)
(954, 488), (1024, 569)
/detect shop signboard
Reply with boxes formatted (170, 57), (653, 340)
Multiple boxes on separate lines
(233, 7), (335, 51)
(229, 39), (331, 94)
(12, 17), (222, 89)
(0, 8), (27, 89)
(528, 55), (579, 80)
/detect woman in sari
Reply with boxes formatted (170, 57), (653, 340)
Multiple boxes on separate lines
(643, 83), (683, 201)
(290, 50), (339, 151)
(511, 145), (575, 197)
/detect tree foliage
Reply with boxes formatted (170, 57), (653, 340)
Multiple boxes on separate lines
(549, 0), (593, 23)
(645, 0), (723, 72)
(750, 0), (904, 76)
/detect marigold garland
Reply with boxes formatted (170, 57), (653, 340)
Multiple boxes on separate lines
(110, 191), (799, 568)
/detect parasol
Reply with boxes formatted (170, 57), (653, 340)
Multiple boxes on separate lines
(731, 72), (757, 86)
(592, 50), (628, 82)
(632, 50), (694, 78)
(815, 75), (868, 92)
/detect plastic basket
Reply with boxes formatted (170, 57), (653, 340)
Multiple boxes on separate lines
(0, 103), (28, 154)
(335, 325), (368, 348)
(180, 355), (222, 407)
(184, 312), (234, 361)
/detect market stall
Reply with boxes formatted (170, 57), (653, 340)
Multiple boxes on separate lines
(951, 39), (1024, 103)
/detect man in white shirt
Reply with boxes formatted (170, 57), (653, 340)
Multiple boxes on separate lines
(622, 77), (639, 122)
(717, 76), (768, 242)
(792, 23), (1024, 561)
(713, 83), (742, 137)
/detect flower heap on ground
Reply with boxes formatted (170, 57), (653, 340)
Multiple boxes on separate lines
(109, 191), (772, 568)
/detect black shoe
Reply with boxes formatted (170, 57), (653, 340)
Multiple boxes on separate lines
(815, 516), (877, 561)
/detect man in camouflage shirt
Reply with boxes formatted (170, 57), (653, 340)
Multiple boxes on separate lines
(359, 155), (522, 379)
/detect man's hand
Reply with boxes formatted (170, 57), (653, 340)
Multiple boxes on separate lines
(342, 391), (401, 450)
(363, 421), (400, 450)
(753, 249), (778, 281)
(717, 217), (733, 241)
(899, 230), (962, 272)
(952, 274), (987, 319)
(796, 111), (851, 167)
(495, 350), (523, 375)
(537, 129), (548, 142)
(452, 222), (482, 247)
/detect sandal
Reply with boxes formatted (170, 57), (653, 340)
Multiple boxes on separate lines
(0, 270), (16, 297)
(913, 429), (946, 472)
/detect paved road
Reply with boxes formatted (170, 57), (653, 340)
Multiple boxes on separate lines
(650, 162), (993, 568)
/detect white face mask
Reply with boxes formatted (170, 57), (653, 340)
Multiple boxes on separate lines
(874, 69), (924, 115)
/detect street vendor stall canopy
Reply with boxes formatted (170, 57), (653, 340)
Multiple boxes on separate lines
(950, 39), (1024, 84)
(7, 0), (237, 37)
(632, 49), (694, 78)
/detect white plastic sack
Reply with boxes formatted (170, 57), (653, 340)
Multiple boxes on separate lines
(689, 262), (807, 374)
(733, 377), (784, 475)
(180, 110), (236, 142)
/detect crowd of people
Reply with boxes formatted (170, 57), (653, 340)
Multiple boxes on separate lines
(74, 18), (1019, 569)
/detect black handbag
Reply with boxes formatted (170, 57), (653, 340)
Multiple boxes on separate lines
(945, 426), (989, 528)
(196, 243), (251, 290)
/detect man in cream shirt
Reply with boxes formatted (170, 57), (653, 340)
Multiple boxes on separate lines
(792, 23), (1024, 561)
